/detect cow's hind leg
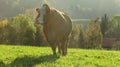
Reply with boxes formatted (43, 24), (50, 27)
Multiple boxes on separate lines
(65, 40), (68, 55)
(61, 36), (69, 56)
(61, 40), (67, 56)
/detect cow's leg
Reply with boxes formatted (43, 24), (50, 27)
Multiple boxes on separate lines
(61, 36), (69, 56)
(65, 36), (69, 55)
(51, 45), (56, 55)
(61, 40), (67, 56)
(65, 40), (68, 55)
(58, 43), (62, 54)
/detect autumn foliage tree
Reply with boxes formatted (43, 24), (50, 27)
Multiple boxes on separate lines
(84, 19), (102, 49)
(0, 18), (8, 43)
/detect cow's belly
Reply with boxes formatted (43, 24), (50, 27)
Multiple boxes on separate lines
(43, 24), (70, 44)
(44, 28), (64, 44)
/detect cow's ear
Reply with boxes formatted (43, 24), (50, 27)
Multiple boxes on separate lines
(43, 4), (50, 13)
(36, 8), (40, 13)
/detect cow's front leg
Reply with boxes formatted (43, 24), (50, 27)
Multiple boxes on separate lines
(51, 45), (56, 55)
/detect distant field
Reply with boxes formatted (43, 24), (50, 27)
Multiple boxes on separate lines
(72, 19), (90, 23)
(0, 45), (120, 67)
(72, 19), (91, 27)
(72, 18), (91, 21)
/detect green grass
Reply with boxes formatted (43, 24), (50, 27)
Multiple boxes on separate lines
(0, 45), (120, 67)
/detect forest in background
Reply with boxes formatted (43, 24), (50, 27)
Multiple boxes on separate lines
(0, 14), (120, 50)
(0, 0), (120, 50)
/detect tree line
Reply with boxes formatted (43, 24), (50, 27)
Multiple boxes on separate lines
(0, 14), (120, 50)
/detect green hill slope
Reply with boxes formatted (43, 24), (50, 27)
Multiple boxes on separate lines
(0, 45), (120, 67)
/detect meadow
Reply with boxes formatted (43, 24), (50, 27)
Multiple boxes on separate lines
(0, 45), (120, 67)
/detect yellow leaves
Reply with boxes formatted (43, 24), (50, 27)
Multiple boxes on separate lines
(0, 18), (8, 28)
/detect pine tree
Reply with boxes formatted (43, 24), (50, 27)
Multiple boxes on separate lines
(100, 14), (109, 37)
(79, 28), (84, 48)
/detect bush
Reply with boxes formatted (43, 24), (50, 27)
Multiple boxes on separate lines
(112, 41), (120, 50)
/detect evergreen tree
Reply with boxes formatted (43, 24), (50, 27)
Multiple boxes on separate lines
(100, 14), (109, 37)
(79, 26), (84, 48)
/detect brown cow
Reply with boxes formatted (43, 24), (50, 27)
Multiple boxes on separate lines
(35, 4), (72, 56)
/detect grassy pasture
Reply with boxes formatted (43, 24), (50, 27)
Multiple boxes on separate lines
(0, 45), (120, 67)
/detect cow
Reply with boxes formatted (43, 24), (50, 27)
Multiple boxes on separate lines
(35, 4), (72, 56)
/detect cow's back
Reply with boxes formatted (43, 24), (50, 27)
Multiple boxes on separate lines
(43, 9), (72, 44)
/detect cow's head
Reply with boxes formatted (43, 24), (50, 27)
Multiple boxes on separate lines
(36, 4), (50, 24)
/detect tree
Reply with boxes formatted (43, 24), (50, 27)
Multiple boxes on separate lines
(112, 15), (120, 29)
(100, 14), (109, 37)
(69, 24), (81, 48)
(108, 15), (120, 40)
(5, 23), (16, 44)
(0, 18), (8, 43)
(84, 18), (102, 49)
(79, 27), (84, 48)
(10, 14), (36, 45)
(34, 24), (45, 46)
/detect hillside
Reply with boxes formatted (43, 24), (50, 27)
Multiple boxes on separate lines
(0, 0), (120, 19)
(0, 45), (120, 67)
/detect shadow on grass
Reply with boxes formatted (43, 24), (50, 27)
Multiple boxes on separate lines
(0, 61), (5, 67)
(7, 55), (59, 67)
